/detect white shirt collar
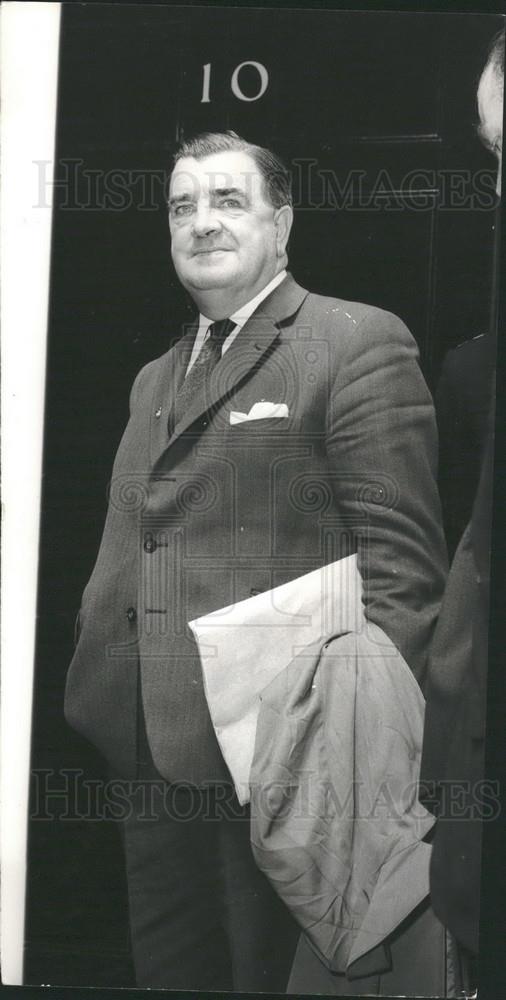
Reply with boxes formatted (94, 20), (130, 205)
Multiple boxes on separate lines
(227, 269), (287, 328)
(187, 270), (287, 373)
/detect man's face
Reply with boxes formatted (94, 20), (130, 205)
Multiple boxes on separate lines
(477, 61), (503, 194)
(168, 149), (291, 307)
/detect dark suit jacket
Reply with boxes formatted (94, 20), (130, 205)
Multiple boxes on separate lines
(421, 323), (495, 953)
(436, 334), (494, 558)
(420, 429), (493, 954)
(64, 274), (447, 784)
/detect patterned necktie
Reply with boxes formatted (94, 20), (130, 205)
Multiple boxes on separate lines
(172, 317), (235, 429)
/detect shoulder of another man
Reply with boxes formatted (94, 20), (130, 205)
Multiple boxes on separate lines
(438, 332), (492, 393)
(441, 332), (490, 371)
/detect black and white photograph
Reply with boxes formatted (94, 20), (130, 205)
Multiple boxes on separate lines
(1, 2), (505, 997)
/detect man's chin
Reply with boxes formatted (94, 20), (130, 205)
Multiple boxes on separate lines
(181, 261), (237, 292)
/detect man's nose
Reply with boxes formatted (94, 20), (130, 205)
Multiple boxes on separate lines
(192, 204), (222, 238)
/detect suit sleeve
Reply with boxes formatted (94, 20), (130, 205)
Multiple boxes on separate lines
(325, 309), (448, 686)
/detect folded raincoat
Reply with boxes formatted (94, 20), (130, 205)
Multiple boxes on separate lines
(249, 624), (435, 978)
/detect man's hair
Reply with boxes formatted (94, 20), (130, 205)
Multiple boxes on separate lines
(172, 131), (292, 209)
(487, 27), (505, 84)
(477, 28), (504, 152)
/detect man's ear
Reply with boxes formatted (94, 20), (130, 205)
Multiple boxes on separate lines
(274, 204), (294, 257)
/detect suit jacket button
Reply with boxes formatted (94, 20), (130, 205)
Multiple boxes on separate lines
(144, 534), (156, 553)
(126, 607), (137, 623)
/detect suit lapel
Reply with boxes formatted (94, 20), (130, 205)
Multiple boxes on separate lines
(149, 322), (197, 465)
(166, 313), (281, 446)
(155, 274), (309, 457)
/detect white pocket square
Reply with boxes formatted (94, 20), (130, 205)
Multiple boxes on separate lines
(229, 402), (289, 425)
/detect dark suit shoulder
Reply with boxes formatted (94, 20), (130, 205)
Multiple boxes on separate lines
(299, 292), (415, 354)
(302, 291), (378, 326)
(439, 333), (493, 396)
(129, 351), (171, 411)
(436, 333), (493, 445)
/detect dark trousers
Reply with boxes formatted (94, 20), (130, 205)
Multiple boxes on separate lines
(118, 701), (299, 991)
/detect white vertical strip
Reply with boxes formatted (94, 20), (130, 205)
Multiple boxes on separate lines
(1, 2), (62, 984)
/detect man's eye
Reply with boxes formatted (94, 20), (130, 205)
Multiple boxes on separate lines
(221, 198), (242, 209)
(173, 203), (194, 217)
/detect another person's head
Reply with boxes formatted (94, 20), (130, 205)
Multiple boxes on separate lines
(168, 131), (293, 318)
(477, 28), (504, 194)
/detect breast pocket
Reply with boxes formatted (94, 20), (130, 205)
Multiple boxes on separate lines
(228, 417), (290, 432)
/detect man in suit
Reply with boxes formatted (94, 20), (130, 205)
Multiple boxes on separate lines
(65, 130), (447, 991)
(420, 28), (503, 990)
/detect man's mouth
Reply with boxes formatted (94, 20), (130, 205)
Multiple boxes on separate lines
(192, 248), (231, 256)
